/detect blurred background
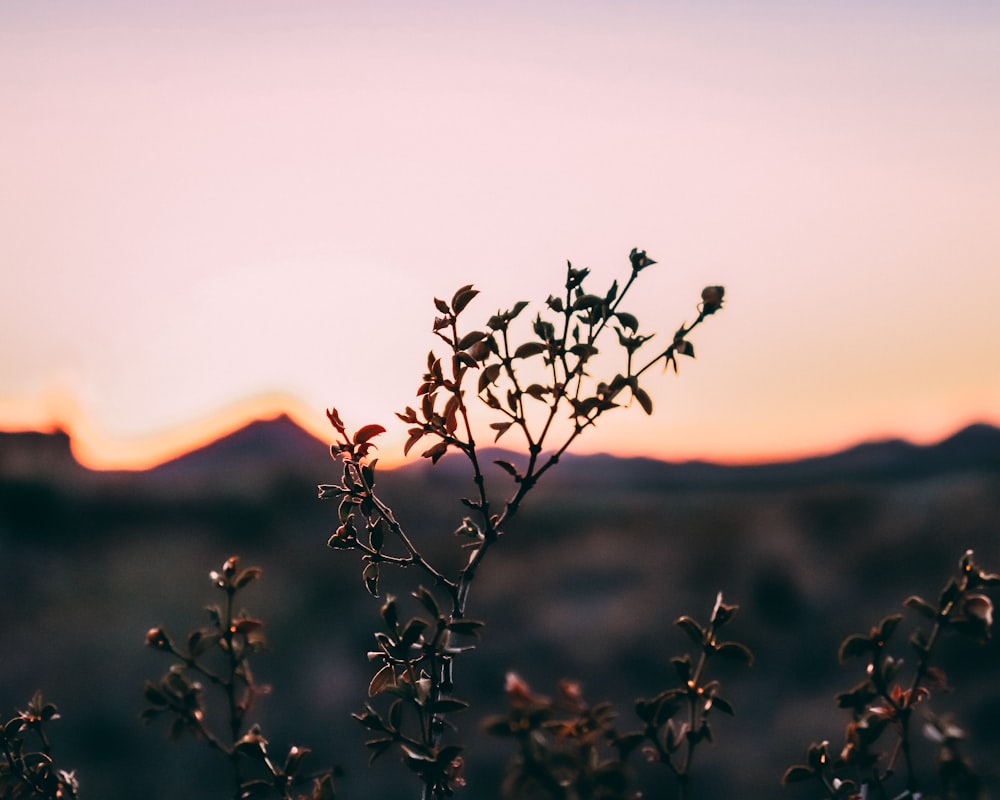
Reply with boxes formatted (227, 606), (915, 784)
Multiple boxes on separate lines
(2, 417), (999, 798)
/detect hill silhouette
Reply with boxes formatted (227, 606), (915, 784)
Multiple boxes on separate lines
(5, 414), (995, 487)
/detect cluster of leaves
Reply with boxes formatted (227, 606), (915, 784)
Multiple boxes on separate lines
(142, 557), (336, 800)
(352, 589), (484, 797)
(783, 550), (999, 800)
(0, 692), (78, 800)
(483, 674), (633, 800)
(619, 593), (754, 794)
(319, 249), (726, 798)
(482, 594), (753, 800)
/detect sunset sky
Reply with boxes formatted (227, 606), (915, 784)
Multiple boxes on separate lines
(2, 1), (999, 470)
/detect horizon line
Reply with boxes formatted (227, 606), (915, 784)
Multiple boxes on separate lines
(1, 391), (995, 473)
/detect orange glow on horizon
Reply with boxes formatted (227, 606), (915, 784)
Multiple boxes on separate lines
(0, 391), (337, 472)
(2, 391), (997, 473)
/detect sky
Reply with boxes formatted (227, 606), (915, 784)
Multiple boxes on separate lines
(2, 1), (999, 470)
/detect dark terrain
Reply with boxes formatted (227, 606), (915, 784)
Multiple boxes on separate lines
(2, 416), (999, 799)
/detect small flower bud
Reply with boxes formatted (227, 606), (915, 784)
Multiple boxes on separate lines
(504, 672), (536, 708)
(145, 627), (172, 651)
(701, 285), (725, 315)
(629, 248), (656, 272)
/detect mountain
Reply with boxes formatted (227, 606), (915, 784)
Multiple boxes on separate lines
(0, 428), (87, 481)
(149, 413), (335, 482)
(391, 423), (1000, 490)
(3, 417), (999, 490)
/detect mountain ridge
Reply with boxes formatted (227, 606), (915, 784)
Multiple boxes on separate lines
(3, 415), (999, 488)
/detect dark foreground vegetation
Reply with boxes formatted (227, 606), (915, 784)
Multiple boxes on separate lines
(2, 419), (999, 799)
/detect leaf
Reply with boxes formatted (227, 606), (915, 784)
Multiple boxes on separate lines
(326, 407), (345, 431)
(380, 595), (398, 631)
(451, 284), (479, 314)
(572, 293), (603, 310)
(781, 765), (815, 785)
(443, 394), (461, 434)
(878, 614), (904, 643)
(403, 428), (426, 457)
(144, 683), (168, 707)
(569, 343), (599, 360)
(671, 655), (692, 683)
(715, 641), (754, 666)
(365, 737), (394, 765)
(368, 664), (396, 697)
(939, 578), (961, 609)
(457, 330), (487, 349)
(616, 311), (639, 332)
(494, 460), (521, 481)
(905, 595), (938, 620)
(677, 340), (695, 358)
(370, 518), (385, 552)
(447, 618), (486, 636)
(428, 698), (470, 714)
(634, 699), (655, 724)
(652, 693), (683, 725)
(235, 566), (262, 590)
(490, 421), (513, 442)
(675, 616), (704, 645)
(633, 386), (653, 415)
(233, 617), (264, 636)
(421, 441), (449, 464)
(513, 341), (546, 359)
(478, 363), (501, 393)
(710, 695), (735, 715)
(414, 586), (442, 619)
(354, 424), (386, 445)
(188, 629), (221, 658)
(838, 634), (872, 662)
(400, 618), (429, 648)
(508, 300), (530, 319)
(282, 745), (309, 778)
(363, 562), (380, 598)
(434, 297), (450, 314)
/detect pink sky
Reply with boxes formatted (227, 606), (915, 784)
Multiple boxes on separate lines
(2, 2), (999, 469)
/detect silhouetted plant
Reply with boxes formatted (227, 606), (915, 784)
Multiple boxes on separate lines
(0, 692), (78, 800)
(482, 592), (753, 800)
(783, 549), (999, 800)
(142, 556), (336, 800)
(319, 249), (728, 798)
(10, 247), (998, 800)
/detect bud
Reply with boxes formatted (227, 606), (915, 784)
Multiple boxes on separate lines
(145, 627), (172, 651)
(504, 672), (536, 708)
(629, 248), (656, 272)
(701, 285), (725, 315)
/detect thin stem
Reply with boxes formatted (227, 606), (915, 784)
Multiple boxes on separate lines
(223, 586), (244, 800)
